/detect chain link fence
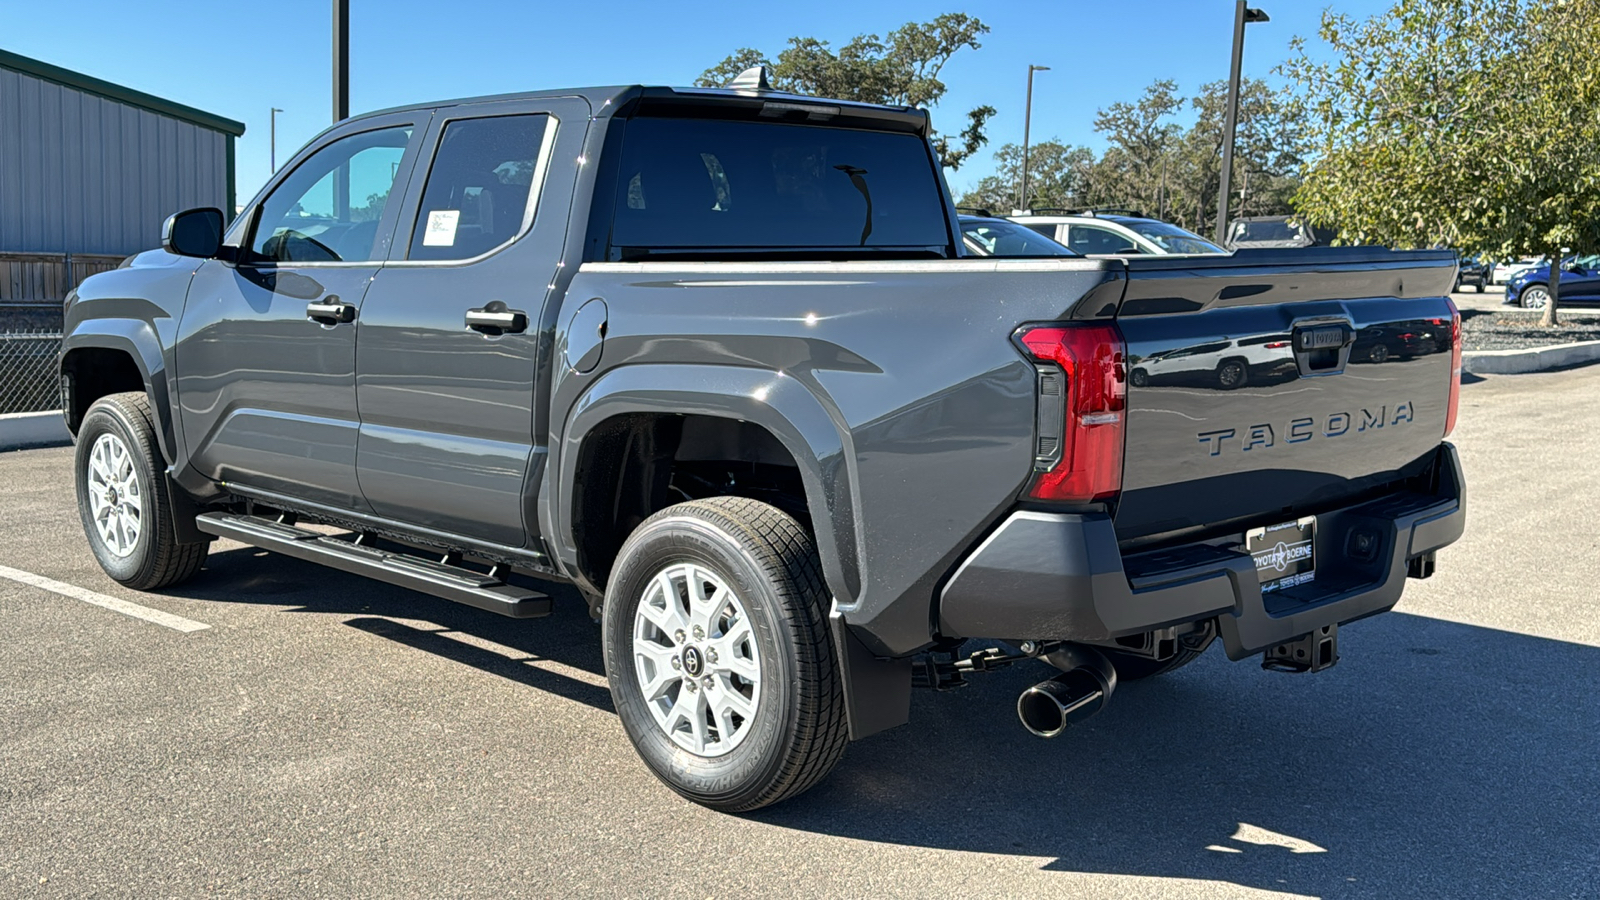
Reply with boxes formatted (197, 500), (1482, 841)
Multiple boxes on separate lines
(1, 331), (63, 415)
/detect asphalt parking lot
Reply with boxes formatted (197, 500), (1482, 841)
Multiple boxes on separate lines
(3, 367), (1598, 899)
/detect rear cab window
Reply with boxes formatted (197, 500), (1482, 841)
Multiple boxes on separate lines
(600, 115), (953, 261)
(408, 114), (555, 261)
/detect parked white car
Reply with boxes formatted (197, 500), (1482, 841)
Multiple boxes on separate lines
(1128, 334), (1296, 390)
(1005, 209), (1228, 256)
(1495, 257), (1545, 285)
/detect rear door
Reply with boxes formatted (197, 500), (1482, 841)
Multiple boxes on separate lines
(1112, 250), (1459, 544)
(353, 98), (587, 547)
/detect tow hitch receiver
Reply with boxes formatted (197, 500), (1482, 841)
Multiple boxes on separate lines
(1262, 624), (1339, 673)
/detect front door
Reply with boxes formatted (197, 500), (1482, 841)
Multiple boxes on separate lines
(175, 116), (422, 510)
(354, 99), (586, 547)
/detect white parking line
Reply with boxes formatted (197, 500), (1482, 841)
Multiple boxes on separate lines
(0, 564), (210, 633)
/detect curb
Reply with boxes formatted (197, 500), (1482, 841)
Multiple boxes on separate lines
(1463, 339), (1600, 375)
(0, 410), (72, 451)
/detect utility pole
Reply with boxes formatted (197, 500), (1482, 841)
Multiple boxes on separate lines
(332, 0), (349, 123)
(1019, 64), (1049, 213)
(1215, 2), (1269, 245)
(270, 107), (284, 173)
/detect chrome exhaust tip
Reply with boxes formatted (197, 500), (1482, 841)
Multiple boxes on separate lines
(1017, 646), (1117, 738)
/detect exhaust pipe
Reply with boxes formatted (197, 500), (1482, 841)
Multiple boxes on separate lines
(1017, 645), (1118, 738)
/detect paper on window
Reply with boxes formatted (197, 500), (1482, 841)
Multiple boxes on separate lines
(423, 209), (460, 246)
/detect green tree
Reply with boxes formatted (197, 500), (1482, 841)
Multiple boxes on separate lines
(956, 141), (1097, 212)
(1284, 0), (1600, 324)
(697, 14), (997, 170)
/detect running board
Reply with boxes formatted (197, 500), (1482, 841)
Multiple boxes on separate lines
(194, 512), (551, 618)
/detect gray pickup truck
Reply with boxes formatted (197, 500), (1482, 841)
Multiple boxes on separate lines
(59, 71), (1465, 811)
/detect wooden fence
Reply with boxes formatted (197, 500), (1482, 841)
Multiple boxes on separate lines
(0, 251), (128, 304)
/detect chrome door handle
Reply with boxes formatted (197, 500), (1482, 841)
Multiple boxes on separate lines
(465, 306), (527, 335)
(306, 297), (356, 324)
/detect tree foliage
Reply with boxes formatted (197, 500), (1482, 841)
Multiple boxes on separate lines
(1284, 0), (1600, 323)
(957, 78), (1306, 232)
(697, 14), (997, 170)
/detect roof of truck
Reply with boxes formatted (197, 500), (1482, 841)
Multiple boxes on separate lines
(349, 84), (930, 131)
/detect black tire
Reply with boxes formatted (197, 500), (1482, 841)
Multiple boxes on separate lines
(1216, 359), (1249, 390)
(1475, 283), (1485, 293)
(1129, 367), (1150, 388)
(602, 496), (847, 811)
(74, 392), (209, 590)
(1369, 343), (1391, 364)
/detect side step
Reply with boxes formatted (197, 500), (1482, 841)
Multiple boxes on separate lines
(194, 512), (551, 618)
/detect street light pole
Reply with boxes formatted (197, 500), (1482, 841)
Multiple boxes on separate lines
(269, 107), (284, 173)
(332, 0), (349, 122)
(1215, 2), (1269, 245)
(1020, 64), (1050, 212)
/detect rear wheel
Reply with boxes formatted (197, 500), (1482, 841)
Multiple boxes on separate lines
(602, 496), (847, 811)
(74, 392), (209, 590)
(1217, 359), (1249, 390)
(1129, 368), (1150, 388)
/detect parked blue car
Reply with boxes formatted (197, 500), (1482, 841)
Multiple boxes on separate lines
(1504, 255), (1600, 309)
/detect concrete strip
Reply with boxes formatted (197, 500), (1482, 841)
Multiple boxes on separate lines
(1463, 339), (1600, 375)
(0, 563), (210, 632)
(0, 410), (72, 451)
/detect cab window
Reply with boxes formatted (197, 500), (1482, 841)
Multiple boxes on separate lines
(408, 115), (551, 262)
(250, 126), (412, 263)
(1067, 224), (1139, 255)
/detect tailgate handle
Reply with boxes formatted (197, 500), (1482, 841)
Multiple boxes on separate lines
(1292, 322), (1354, 374)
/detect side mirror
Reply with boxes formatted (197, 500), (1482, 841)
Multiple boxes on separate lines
(162, 208), (224, 259)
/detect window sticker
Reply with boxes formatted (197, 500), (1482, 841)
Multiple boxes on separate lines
(423, 209), (461, 246)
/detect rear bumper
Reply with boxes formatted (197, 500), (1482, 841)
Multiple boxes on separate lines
(938, 443), (1466, 660)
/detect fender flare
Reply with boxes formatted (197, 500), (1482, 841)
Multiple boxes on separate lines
(547, 363), (862, 606)
(60, 322), (177, 465)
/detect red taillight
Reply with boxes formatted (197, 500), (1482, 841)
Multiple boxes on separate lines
(1016, 323), (1127, 503)
(1264, 341), (1291, 349)
(1445, 300), (1462, 436)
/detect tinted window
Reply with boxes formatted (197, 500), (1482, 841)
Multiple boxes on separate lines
(1123, 220), (1226, 254)
(1067, 224), (1138, 255)
(607, 117), (949, 258)
(960, 218), (1075, 257)
(251, 126), (411, 263)
(409, 115), (551, 261)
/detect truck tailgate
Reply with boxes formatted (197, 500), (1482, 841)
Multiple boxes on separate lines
(1113, 249), (1459, 544)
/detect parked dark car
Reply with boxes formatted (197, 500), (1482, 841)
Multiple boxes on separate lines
(1454, 256), (1493, 292)
(1352, 319), (1451, 364)
(1504, 255), (1600, 309)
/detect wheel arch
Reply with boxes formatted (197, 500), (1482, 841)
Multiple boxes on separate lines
(548, 363), (861, 608)
(60, 323), (176, 465)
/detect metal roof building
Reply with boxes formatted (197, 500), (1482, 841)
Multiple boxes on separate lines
(0, 48), (245, 258)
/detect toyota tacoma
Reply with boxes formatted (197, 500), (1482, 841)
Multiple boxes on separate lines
(59, 70), (1465, 811)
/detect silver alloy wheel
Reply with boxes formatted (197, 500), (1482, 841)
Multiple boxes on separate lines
(1522, 286), (1550, 309)
(632, 562), (761, 757)
(85, 432), (142, 558)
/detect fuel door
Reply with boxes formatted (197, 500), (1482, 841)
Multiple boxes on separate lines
(564, 297), (608, 374)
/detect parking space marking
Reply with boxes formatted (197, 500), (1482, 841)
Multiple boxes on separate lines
(0, 564), (210, 633)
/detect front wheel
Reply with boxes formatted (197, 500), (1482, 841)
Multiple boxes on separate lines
(1521, 284), (1550, 309)
(74, 392), (209, 589)
(602, 496), (847, 811)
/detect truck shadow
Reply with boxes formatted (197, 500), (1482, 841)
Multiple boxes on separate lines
(758, 611), (1600, 898)
(167, 544), (613, 713)
(172, 548), (1598, 897)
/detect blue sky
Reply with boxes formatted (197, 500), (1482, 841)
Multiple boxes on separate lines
(3, 0), (1396, 203)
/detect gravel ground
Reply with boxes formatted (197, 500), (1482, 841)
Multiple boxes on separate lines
(1460, 310), (1600, 351)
